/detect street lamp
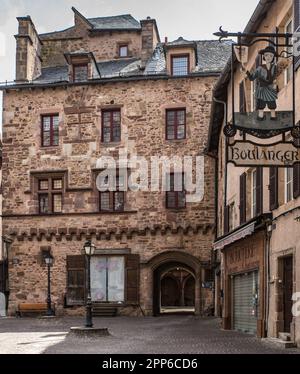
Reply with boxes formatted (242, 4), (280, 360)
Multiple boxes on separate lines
(44, 252), (54, 316)
(84, 240), (96, 328)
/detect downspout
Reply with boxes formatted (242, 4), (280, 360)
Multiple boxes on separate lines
(211, 96), (228, 317)
(265, 219), (273, 338)
(213, 97), (228, 213)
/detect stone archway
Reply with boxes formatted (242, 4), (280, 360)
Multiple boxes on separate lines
(148, 251), (202, 316)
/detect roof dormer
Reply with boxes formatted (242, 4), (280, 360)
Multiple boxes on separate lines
(164, 37), (197, 76)
(64, 51), (101, 82)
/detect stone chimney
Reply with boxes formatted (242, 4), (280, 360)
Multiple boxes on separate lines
(15, 16), (42, 82)
(140, 17), (160, 69)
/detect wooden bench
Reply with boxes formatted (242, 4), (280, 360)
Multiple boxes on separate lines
(16, 303), (55, 317)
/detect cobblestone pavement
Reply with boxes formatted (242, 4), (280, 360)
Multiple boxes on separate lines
(0, 316), (299, 354)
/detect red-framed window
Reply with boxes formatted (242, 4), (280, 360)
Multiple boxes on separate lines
(101, 109), (121, 143)
(38, 177), (63, 214)
(73, 64), (88, 82)
(99, 174), (125, 212)
(166, 173), (186, 209)
(166, 109), (186, 140)
(171, 54), (190, 76)
(41, 114), (59, 147)
(119, 45), (128, 58)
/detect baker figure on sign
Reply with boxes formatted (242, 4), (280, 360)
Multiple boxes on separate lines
(241, 46), (279, 121)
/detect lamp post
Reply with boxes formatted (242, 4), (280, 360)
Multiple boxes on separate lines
(84, 240), (95, 328)
(44, 253), (54, 316)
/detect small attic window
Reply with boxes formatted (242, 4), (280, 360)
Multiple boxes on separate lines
(171, 55), (190, 76)
(119, 45), (128, 58)
(73, 64), (88, 82)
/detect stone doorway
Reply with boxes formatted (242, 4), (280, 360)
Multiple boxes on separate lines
(153, 263), (196, 315)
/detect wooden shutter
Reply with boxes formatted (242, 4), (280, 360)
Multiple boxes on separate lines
(240, 173), (247, 225)
(295, 0), (300, 69)
(256, 167), (263, 216)
(66, 255), (86, 306)
(224, 205), (230, 234)
(293, 163), (300, 198)
(125, 254), (140, 305)
(269, 167), (279, 211)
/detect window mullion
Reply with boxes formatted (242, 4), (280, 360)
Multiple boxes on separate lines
(50, 116), (53, 146)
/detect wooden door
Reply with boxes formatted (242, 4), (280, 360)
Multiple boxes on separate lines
(283, 256), (293, 333)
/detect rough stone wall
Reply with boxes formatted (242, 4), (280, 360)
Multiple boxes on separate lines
(15, 18), (42, 81)
(6, 229), (214, 316)
(40, 26), (142, 67)
(2, 76), (216, 315)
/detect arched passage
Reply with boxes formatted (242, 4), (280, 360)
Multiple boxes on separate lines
(148, 251), (201, 316)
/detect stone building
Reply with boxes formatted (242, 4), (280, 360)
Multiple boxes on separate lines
(208, 0), (300, 346)
(0, 8), (230, 316)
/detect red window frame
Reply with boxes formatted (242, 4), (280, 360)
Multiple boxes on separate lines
(166, 173), (186, 209)
(41, 114), (59, 147)
(101, 109), (121, 143)
(166, 108), (186, 140)
(171, 54), (190, 76)
(73, 64), (88, 82)
(119, 44), (129, 58)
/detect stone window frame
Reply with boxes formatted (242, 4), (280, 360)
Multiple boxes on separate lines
(165, 108), (187, 140)
(116, 42), (131, 59)
(118, 44), (129, 58)
(33, 172), (66, 215)
(101, 108), (121, 143)
(92, 168), (133, 214)
(166, 172), (186, 210)
(41, 113), (60, 148)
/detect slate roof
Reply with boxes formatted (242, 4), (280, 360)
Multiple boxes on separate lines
(196, 40), (232, 73)
(88, 14), (141, 30)
(165, 37), (196, 48)
(14, 39), (231, 86)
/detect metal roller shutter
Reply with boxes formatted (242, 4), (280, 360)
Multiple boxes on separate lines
(233, 271), (259, 335)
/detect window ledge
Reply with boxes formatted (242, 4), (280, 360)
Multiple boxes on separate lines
(40, 146), (60, 150)
(101, 142), (122, 147)
(2, 211), (138, 218)
(166, 208), (186, 212)
(166, 139), (187, 143)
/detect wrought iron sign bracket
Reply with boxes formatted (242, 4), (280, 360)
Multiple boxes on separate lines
(215, 27), (300, 168)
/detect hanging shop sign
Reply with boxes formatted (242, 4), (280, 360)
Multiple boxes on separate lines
(227, 140), (300, 167)
(214, 27), (300, 155)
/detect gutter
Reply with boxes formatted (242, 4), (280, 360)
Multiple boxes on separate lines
(0, 71), (222, 91)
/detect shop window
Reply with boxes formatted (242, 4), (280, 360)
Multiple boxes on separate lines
(90, 256), (125, 302)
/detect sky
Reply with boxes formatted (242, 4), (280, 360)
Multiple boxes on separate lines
(0, 0), (260, 128)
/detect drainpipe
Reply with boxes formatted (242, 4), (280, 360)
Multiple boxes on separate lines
(265, 219), (273, 338)
(209, 96), (227, 317)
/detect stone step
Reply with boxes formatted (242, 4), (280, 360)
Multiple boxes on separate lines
(92, 305), (118, 317)
(278, 332), (291, 342)
(263, 338), (296, 349)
